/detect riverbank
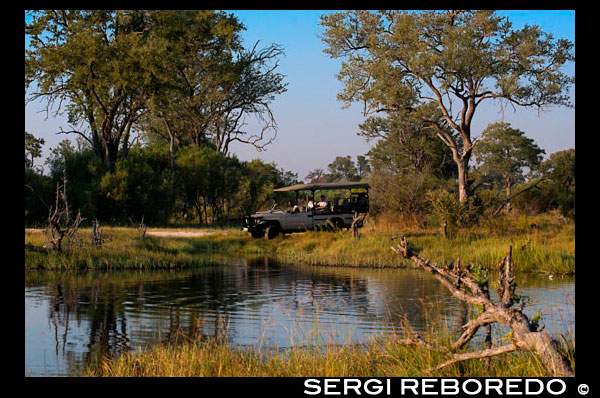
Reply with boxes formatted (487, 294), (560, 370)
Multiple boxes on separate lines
(81, 319), (574, 377)
(25, 212), (574, 275)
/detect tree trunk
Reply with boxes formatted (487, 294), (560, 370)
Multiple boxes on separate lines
(505, 178), (513, 213)
(456, 158), (469, 203)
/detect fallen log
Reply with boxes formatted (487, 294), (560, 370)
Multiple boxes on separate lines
(391, 236), (574, 377)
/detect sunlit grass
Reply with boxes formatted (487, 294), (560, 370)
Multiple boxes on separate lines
(25, 211), (574, 274)
(82, 307), (574, 377)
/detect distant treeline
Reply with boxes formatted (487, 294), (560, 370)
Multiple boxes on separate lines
(301, 122), (575, 230)
(25, 120), (574, 228)
(25, 139), (298, 226)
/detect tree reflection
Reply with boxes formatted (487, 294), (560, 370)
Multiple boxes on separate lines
(26, 256), (533, 376)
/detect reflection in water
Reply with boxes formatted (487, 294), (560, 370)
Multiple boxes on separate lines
(25, 256), (574, 377)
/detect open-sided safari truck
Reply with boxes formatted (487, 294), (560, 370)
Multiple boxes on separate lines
(242, 182), (370, 239)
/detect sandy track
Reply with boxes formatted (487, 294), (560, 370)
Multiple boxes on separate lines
(26, 228), (226, 238)
(146, 230), (220, 238)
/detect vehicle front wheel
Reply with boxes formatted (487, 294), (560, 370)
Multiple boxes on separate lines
(250, 230), (263, 239)
(264, 224), (280, 240)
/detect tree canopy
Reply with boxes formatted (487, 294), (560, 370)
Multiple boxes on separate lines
(473, 122), (545, 211)
(26, 10), (287, 170)
(321, 10), (574, 202)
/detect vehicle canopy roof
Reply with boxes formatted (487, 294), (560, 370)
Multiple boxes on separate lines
(273, 182), (370, 192)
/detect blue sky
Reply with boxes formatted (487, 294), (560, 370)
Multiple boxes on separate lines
(25, 10), (575, 179)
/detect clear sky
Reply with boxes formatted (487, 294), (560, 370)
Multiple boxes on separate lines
(25, 10), (575, 179)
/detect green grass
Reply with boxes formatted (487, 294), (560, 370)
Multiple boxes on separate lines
(81, 310), (574, 377)
(25, 212), (574, 274)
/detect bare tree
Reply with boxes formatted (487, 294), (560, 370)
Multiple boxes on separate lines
(391, 236), (573, 376)
(45, 175), (84, 253)
(129, 216), (147, 241)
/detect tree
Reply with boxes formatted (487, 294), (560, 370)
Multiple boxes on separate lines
(364, 107), (456, 180)
(26, 11), (271, 171)
(327, 155), (360, 182)
(305, 168), (327, 183)
(25, 131), (45, 169)
(321, 10), (574, 202)
(175, 146), (243, 224)
(356, 155), (371, 178)
(364, 109), (456, 222)
(540, 148), (575, 218)
(100, 145), (174, 224)
(26, 10), (169, 170)
(45, 139), (105, 221)
(473, 122), (545, 213)
(144, 12), (287, 157)
(236, 159), (299, 216)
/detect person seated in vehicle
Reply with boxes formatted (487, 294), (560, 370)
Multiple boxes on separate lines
(307, 199), (314, 211)
(314, 195), (329, 213)
(286, 201), (300, 213)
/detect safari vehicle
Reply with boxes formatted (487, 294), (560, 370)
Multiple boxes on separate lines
(242, 182), (370, 239)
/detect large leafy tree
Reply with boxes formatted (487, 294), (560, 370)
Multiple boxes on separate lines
(144, 12), (287, 158)
(26, 11), (166, 170)
(26, 10), (267, 171)
(473, 122), (544, 212)
(321, 10), (574, 202)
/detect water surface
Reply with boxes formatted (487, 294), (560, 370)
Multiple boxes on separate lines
(25, 256), (574, 376)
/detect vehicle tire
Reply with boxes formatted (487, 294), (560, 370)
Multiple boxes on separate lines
(250, 230), (263, 239)
(264, 224), (280, 240)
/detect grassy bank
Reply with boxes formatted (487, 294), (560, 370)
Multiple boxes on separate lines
(82, 315), (575, 377)
(25, 212), (574, 274)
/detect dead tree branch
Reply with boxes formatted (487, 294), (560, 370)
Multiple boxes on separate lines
(129, 216), (147, 241)
(492, 178), (546, 217)
(91, 219), (105, 248)
(391, 236), (574, 377)
(351, 211), (366, 239)
(45, 175), (85, 252)
(430, 344), (518, 373)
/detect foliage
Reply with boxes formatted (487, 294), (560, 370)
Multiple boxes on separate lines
(237, 159), (299, 216)
(175, 146), (244, 224)
(145, 11), (287, 156)
(364, 107), (456, 222)
(45, 140), (106, 221)
(427, 189), (464, 236)
(26, 10), (169, 169)
(539, 149), (575, 219)
(473, 122), (545, 212)
(25, 131), (45, 169)
(368, 169), (438, 223)
(327, 155), (360, 182)
(100, 145), (174, 224)
(25, 168), (54, 225)
(366, 110), (456, 180)
(320, 10), (574, 202)
(26, 10), (287, 170)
